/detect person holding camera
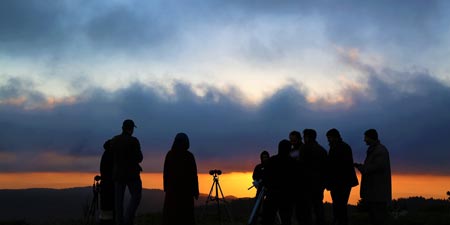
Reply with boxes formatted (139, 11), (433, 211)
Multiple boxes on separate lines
(253, 150), (270, 197)
(326, 128), (359, 225)
(163, 133), (199, 225)
(262, 140), (296, 225)
(354, 129), (392, 225)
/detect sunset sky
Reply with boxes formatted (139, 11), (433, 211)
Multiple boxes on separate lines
(1, 1), (450, 199)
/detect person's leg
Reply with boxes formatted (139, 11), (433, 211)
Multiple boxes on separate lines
(115, 182), (126, 225)
(278, 199), (293, 225)
(331, 187), (351, 225)
(312, 189), (325, 225)
(368, 202), (387, 225)
(124, 178), (142, 225)
(262, 196), (277, 225)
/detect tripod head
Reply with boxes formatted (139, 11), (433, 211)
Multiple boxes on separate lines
(447, 191), (450, 200)
(209, 169), (222, 180)
(92, 175), (101, 194)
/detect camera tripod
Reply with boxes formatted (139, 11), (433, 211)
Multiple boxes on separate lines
(247, 184), (281, 225)
(84, 175), (101, 225)
(201, 171), (233, 224)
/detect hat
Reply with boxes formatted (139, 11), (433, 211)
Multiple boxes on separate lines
(122, 119), (137, 129)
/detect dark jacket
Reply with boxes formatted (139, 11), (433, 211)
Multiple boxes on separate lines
(263, 147), (296, 197)
(163, 133), (199, 225)
(252, 163), (265, 182)
(327, 140), (359, 190)
(359, 142), (392, 203)
(111, 132), (143, 182)
(100, 139), (115, 211)
(299, 141), (328, 191)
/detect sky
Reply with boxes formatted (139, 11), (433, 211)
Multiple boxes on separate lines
(1, 0), (450, 175)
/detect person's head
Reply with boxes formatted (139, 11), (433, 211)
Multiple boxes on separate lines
(171, 132), (190, 151)
(260, 151), (270, 164)
(278, 139), (291, 156)
(326, 128), (342, 144)
(364, 129), (379, 146)
(303, 129), (317, 144)
(122, 119), (137, 135)
(289, 130), (302, 145)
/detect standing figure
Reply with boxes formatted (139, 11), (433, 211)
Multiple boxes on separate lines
(99, 139), (115, 224)
(355, 129), (392, 225)
(262, 140), (296, 225)
(163, 133), (199, 225)
(326, 128), (359, 225)
(298, 129), (327, 225)
(253, 150), (270, 197)
(111, 119), (143, 225)
(289, 130), (303, 160)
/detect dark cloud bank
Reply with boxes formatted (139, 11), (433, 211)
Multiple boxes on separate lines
(1, 68), (450, 174)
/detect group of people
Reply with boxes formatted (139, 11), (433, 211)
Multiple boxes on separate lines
(252, 128), (392, 225)
(99, 119), (199, 225)
(98, 119), (391, 225)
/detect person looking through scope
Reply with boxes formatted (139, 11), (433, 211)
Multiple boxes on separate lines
(252, 151), (270, 197)
(163, 133), (199, 225)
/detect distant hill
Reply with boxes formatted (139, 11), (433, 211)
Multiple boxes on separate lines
(0, 187), (236, 224)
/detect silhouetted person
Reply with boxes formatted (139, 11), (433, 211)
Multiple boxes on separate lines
(163, 133), (199, 225)
(253, 150), (270, 197)
(111, 119), (143, 225)
(326, 128), (359, 225)
(298, 129), (327, 225)
(262, 140), (296, 225)
(289, 130), (303, 160)
(355, 129), (392, 225)
(99, 139), (115, 225)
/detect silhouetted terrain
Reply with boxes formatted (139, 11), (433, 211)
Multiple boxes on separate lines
(1, 188), (449, 225)
(0, 187), (235, 224)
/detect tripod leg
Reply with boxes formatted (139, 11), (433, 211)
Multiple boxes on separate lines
(248, 188), (265, 225)
(200, 178), (217, 221)
(217, 181), (233, 223)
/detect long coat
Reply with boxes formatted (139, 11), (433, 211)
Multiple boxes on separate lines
(359, 142), (392, 203)
(162, 134), (199, 225)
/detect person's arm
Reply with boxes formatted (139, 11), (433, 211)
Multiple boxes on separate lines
(190, 153), (199, 199)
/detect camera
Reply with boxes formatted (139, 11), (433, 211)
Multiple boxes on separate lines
(209, 169), (222, 176)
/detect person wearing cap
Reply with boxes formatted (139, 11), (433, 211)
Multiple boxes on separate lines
(111, 119), (143, 225)
(354, 129), (392, 225)
(326, 128), (358, 225)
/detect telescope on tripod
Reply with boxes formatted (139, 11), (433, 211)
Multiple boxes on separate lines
(201, 169), (233, 224)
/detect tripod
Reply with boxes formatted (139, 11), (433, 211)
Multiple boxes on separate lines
(202, 171), (233, 224)
(248, 186), (265, 225)
(84, 175), (101, 225)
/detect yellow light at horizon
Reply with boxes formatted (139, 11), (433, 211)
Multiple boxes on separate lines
(1, 172), (450, 205)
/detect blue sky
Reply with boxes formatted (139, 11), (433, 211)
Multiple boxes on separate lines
(1, 0), (450, 174)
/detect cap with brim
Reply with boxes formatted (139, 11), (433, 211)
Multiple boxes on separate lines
(122, 119), (137, 128)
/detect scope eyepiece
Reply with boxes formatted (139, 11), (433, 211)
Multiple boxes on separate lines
(94, 175), (102, 181)
(209, 169), (222, 176)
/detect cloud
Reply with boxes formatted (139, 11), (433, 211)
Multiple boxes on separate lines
(1, 65), (450, 174)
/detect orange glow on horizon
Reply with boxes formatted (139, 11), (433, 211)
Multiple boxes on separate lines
(1, 172), (449, 205)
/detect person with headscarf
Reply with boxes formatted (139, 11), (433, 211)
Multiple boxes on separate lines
(162, 133), (199, 225)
